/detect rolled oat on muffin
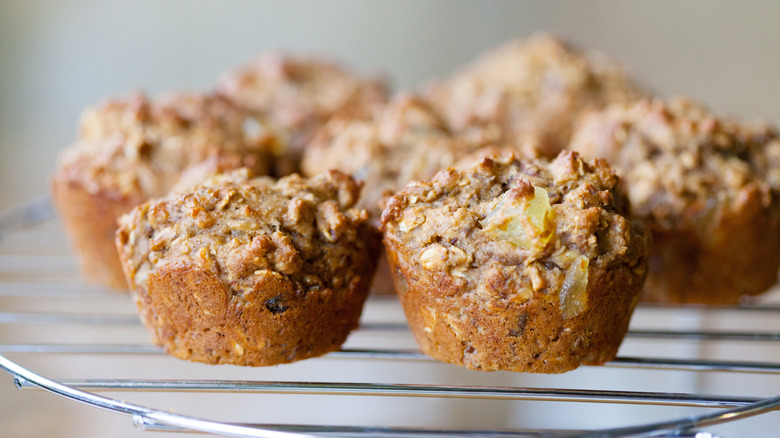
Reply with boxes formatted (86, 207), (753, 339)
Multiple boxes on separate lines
(425, 33), (648, 157)
(570, 97), (780, 304)
(382, 151), (648, 373)
(51, 92), (275, 290)
(116, 169), (381, 366)
(216, 53), (388, 176)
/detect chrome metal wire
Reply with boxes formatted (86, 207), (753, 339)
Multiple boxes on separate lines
(1, 197), (779, 437)
(1, 344), (779, 374)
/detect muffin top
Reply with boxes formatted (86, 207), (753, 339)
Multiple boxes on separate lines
(55, 92), (275, 198)
(426, 33), (647, 156)
(570, 97), (780, 229)
(302, 94), (482, 222)
(216, 53), (387, 147)
(382, 151), (647, 318)
(117, 169), (378, 298)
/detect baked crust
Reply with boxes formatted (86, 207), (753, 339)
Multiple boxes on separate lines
(116, 170), (380, 366)
(51, 92), (274, 290)
(382, 151), (647, 373)
(570, 97), (780, 303)
(216, 53), (388, 176)
(426, 33), (647, 157)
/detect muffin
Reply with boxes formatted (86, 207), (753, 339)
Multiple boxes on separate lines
(51, 92), (275, 290)
(216, 53), (388, 176)
(570, 97), (780, 304)
(382, 151), (648, 373)
(425, 33), (648, 157)
(116, 169), (380, 366)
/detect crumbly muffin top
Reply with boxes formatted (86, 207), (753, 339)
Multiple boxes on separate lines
(570, 97), (780, 229)
(56, 92), (275, 197)
(216, 53), (387, 136)
(382, 151), (646, 318)
(426, 34), (647, 155)
(302, 94), (482, 222)
(117, 169), (378, 297)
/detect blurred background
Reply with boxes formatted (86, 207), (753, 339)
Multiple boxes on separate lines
(1, 1), (779, 437)
(2, 0), (780, 209)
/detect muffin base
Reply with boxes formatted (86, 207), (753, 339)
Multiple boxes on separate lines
(385, 243), (642, 374)
(641, 185), (780, 304)
(131, 255), (372, 366)
(51, 176), (140, 290)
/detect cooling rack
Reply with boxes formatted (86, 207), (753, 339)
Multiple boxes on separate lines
(1, 197), (779, 438)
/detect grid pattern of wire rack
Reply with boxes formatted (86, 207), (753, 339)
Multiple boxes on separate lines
(0, 197), (779, 437)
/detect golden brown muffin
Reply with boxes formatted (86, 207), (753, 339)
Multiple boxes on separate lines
(51, 92), (275, 290)
(116, 169), (381, 366)
(570, 97), (780, 304)
(426, 34), (648, 157)
(216, 53), (388, 176)
(382, 151), (648, 373)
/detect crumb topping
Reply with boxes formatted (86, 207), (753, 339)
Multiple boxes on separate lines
(570, 97), (780, 229)
(382, 151), (646, 318)
(426, 33), (647, 156)
(216, 53), (388, 158)
(56, 92), (275, 197)
(302, 94), (483, 222)
(118, 169), (378, 297)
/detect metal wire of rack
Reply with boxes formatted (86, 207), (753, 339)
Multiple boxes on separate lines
(0, 197), (779, 437)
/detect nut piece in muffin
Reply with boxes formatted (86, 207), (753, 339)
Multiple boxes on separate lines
(570, 97), (780, 304)
(382, 151), (648, 373)
(116, 169), (381, 366)
(425, 33), (648, 157)
(216, 53), (388, 176)
(51, 92), (275, 290)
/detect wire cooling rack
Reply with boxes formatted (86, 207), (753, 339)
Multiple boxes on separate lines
(0, 197), (779, 437)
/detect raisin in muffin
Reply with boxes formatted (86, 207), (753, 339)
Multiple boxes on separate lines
(382, 151), (648, 373)
(116, 169), (381, 366)
(216, 53), (388, 176)
(570, 97), (780, 304)
(51, 92), (275, 290)
(425, 33), (648, 157)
